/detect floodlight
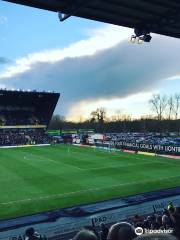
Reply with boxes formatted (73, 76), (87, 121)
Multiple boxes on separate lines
(130, 35), (136, 43)
(137, 37), (144, 44)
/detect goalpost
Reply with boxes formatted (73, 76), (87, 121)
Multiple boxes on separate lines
(94, 142), (117, 154)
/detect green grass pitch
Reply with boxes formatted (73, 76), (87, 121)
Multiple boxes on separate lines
(0, 144), (180, 220)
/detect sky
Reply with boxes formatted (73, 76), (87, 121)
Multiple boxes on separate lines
(1, 2), (180, 121)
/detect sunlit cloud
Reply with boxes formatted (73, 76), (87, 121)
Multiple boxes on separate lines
(67, 92), (154, 121)
(0, 25), (133, 78)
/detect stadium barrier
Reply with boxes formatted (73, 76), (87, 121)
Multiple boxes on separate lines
(94, 140), (180, 156)
(76, 143), (180, 160)
(1, 187), (180, 240)
(122, 149), (136, 154)
(0, 125), (46, 129)
(157, 154), (180, 159)
(0, 144), (50, 149)
(137, 151), (155, 156)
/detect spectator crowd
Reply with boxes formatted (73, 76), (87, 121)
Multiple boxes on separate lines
(0, 107), (47, 126)
(0, 128), (51, 146)
(24, 203), (180, 240)
(106, 133), (180, 146)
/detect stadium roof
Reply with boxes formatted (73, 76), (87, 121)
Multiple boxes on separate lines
(3, 0), (180, 39)
(0, 89), (60, 126)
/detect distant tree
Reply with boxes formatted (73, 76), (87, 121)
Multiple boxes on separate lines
(121, 114), (132, 121)
(90, 111), (97, 123)
(149, 94), (167, 120)
(90, 108), (106, 132)
(49, 114), (65, 130)
(90, 108), (106, 124)
(173, 93), (180, 120)
(167, 95), (174, 120)
(115, 110), (122, 121)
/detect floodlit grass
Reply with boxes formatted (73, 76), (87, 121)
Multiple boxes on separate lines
(0, 144), (180, 220)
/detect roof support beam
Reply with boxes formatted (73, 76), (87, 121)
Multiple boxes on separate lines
(58, 0), (91, 22)
(58, 12), (71, 22)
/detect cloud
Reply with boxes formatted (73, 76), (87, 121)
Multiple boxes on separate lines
(1, 25), (180, 118)
(0, 25), (132, 78)
(0, 57), (10, 64)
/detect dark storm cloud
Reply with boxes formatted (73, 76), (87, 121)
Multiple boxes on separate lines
(1, 34), (180, 115)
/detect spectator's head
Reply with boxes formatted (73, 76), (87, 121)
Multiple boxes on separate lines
(168, 204), (175, 215)
(100, 222), (108, 232)
(25, 227), (35, 237)
(73, 229), (98, 240)
(168, 202), (174, 210)
(25, 227), (42, 240)
(162, 213), (172, 228)
(107, 222), (136, 240)
(156, 215), (162, 225)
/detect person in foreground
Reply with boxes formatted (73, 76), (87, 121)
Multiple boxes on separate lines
(107, 222), (137, 240)
(72, 229), (98, 240)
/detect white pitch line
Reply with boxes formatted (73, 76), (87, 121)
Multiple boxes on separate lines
(1, 174), (180, 206)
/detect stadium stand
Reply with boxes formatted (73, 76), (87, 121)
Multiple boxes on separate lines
(106, 133), (180, 146)
(0, 128), (51, 146)
(0, 89), (60, 146)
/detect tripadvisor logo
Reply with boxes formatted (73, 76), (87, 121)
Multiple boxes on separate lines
(135, 227), (174, 236)
(135, 227), (144, 236)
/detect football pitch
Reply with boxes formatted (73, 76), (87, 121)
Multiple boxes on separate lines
(0, 144), (180, 220)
